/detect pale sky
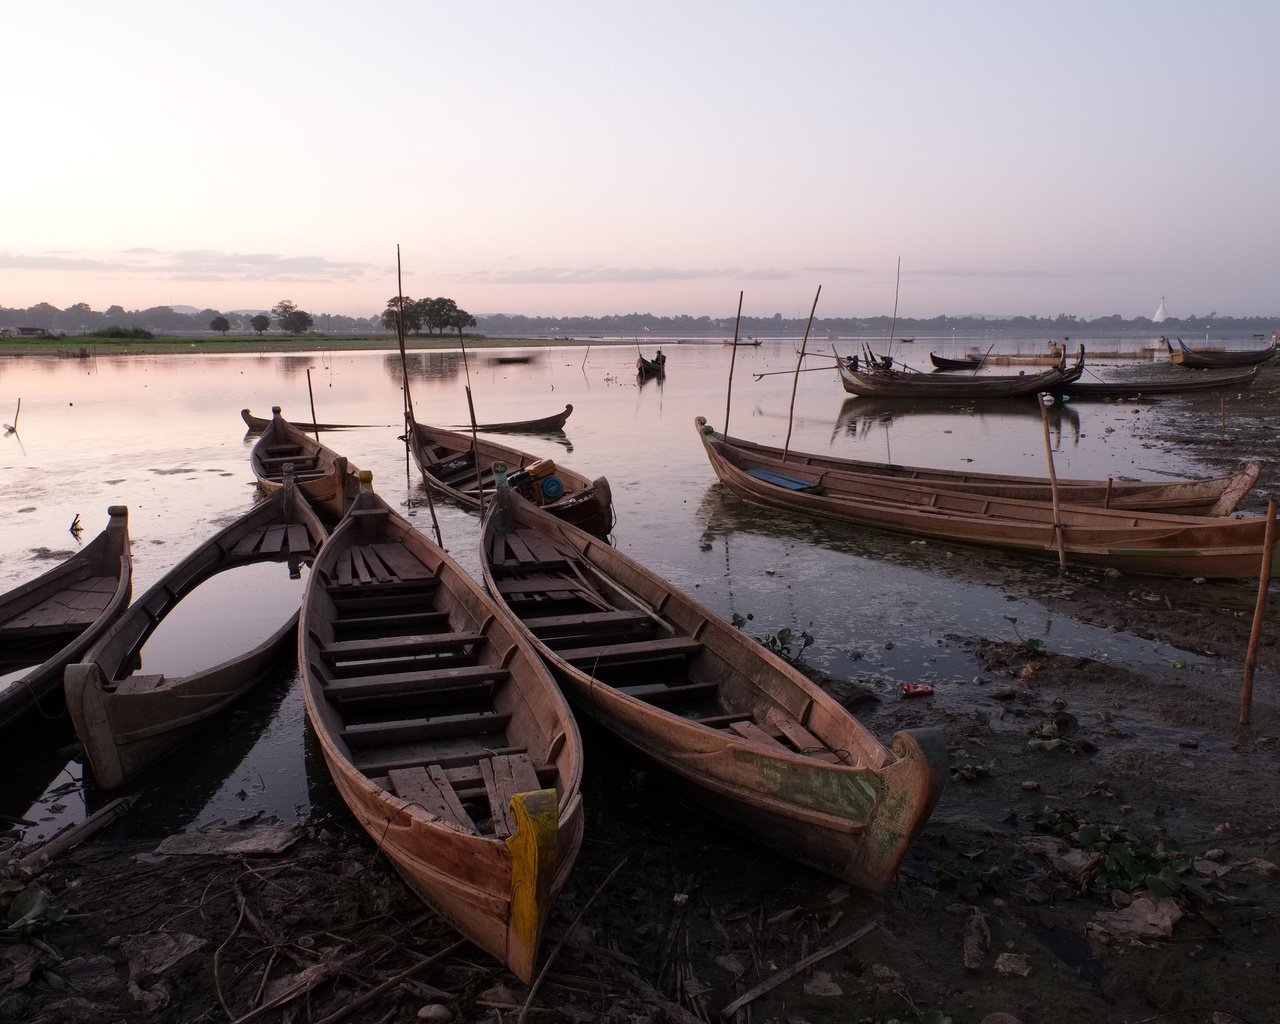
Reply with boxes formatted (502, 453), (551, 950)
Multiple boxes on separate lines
(5, 1), (1277, 321)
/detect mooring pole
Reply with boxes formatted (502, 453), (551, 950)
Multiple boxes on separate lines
(1240, 496), (1278, 725)
(1039, 393), (1067, 570)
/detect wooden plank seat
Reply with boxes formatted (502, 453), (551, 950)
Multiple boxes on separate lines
(358, 741), (528, 778)
(388, 765), (478, 833)
(774, 718), (846, 763)
(728, 719), (790, 751)
(524, 609), (655, 644)
(480, 753), (544, 839)
(322, 631), (486, 660)
(329, 578), (440, 609)
(616, 680), (720, 706)
(560, 636), (704, 667)
(333, 609), (450, 639)
(494, 576), (596, 596)
(325, 664), (509, 705)
(259, 454), (320, 468)
(341, 709), (511, 748)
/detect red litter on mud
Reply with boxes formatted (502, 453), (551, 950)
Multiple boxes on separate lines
(901, 682), (935, 697)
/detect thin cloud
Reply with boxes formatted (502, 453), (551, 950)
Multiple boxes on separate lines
(465, 265), (794, 285)
(1, 249), (375, 283)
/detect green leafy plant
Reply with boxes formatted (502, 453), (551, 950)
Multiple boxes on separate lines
(1024, 804), (1206, 900)
(730, 614), (814, 665)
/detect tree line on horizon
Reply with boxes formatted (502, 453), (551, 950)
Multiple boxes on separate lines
(0, 299), (1274, 339)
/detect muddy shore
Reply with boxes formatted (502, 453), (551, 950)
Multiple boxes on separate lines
(4, 372), (1280, 1024)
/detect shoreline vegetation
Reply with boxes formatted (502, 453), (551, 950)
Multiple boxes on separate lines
(0, 334), (643, 357)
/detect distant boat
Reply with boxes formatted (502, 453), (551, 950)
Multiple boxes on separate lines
(636, 349), (667, 376)
(1166, 332), (1277, 369)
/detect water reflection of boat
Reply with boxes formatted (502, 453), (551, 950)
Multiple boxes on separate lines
(65, 476), (327, 790)
(299, 477), (584, 984)
(695, 416), (1278, 577)
(0, 506), (133, 732)
(837, 393), (1082, 446)
(479, 481), (946, 895)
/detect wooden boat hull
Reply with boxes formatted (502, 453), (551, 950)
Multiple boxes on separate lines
(241, 409), (372, 433)
(299, 481), (584, 982)
(696, 417), (1279, 578)
(704, 421), (1259, 517)
(65, 481), (326, 789)
(250, 406), (362, 524)
(405, 415), (613, 538)
(839, 350), (1084, 398)
(1168, 335), (1277, 369)
(929, 352), (983, 370)
(446, 403), (574, 434)
(636, 351), (666, 376)
(1062, 365), (1259, 398)
(0, 507), (132, 732)
(480, 484), (946, 893)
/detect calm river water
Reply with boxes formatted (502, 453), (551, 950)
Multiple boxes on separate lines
(0, 338), (1240, 842)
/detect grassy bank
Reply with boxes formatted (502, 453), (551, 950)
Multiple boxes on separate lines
(0, 334), (633, 357)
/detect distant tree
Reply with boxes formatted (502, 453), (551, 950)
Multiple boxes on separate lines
(447, 306), (477, 338)
(382, 296), (424, 335)
(424, 297), (459, 335)
(210, 315), (231, 335)
(250, 314), (271, 334)
(271, 299), (313, 334)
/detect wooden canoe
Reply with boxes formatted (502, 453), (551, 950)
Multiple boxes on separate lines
(241, 408), (373, 433)
(929, 351), (984, 370)
(251, 406), (363, 524)
(703, 419), (1258, 517)
(404, 414), (613, 538)
(479, 482), (947, 894)
(65, 477), (327, 790)
(1166, 334), (1277, 369)
(445, 403), (574, 434)
(1061, 364), (1260, 398)
(696, 417), (1280, 578)
(0, 507), (132, 732)
(839, 348), (1084, 399)
(298, 475), (584, 983)
(636, 350), (667, 376)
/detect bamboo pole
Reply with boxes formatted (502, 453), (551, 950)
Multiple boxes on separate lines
(1240, 496), (1277, 725)
(305, 367), (319, 443)
(1039, 393), (1067, 570)
(783, 286), (822, 461)
(395, 245), (442, 547)
(724, 291), (744, 434)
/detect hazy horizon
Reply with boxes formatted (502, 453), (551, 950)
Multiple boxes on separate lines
(7, 3), (1278, 322)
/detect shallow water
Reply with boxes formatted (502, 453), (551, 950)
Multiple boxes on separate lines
(0, 340), (1247, 842)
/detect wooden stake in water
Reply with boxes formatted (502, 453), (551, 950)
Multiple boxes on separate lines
(783, 286), (822, 461)
(1039, 393), (1067, 570)
(1240, 496), (1277, 725)
(305, 367), (320, 443)
(724, 290), (744, 434)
